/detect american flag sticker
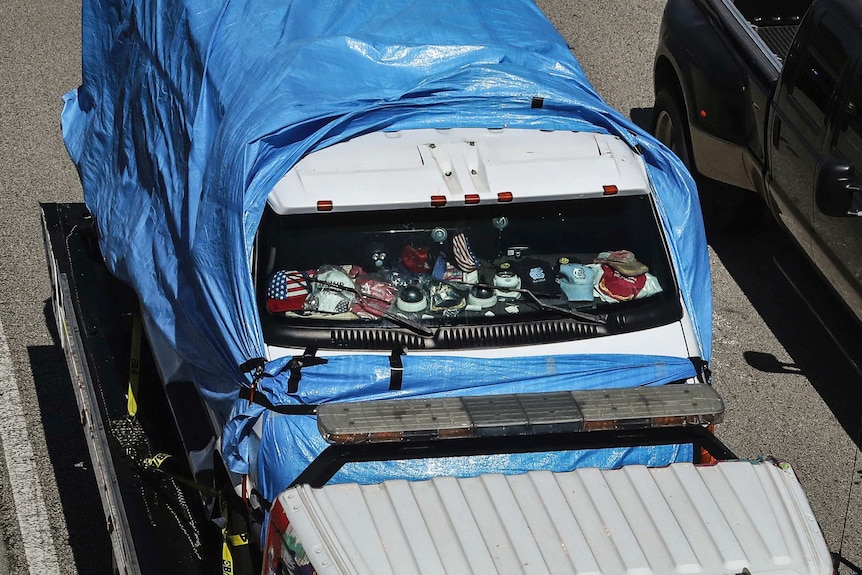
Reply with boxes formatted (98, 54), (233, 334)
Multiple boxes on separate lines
(267, 270), (310, 313)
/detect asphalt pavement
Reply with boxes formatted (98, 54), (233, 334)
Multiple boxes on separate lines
(0, 0), (859, 573)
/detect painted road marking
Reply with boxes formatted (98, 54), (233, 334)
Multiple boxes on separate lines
(0, 318), (62, 573)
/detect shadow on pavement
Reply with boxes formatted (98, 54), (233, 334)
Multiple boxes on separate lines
(707, 217), (862, 449)
(628, 105), (862, 450)
(29, 300), (113, 575)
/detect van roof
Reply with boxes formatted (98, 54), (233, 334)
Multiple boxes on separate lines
(267, 128), (651, 215)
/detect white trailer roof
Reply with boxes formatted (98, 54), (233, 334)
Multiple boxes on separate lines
(267, 128), (651, 214)
(279, 460), (832, 575)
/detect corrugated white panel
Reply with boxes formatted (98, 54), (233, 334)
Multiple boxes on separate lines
(281, 461), (833, 575)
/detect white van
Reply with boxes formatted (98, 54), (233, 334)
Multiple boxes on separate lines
(255, 128), (701, 363)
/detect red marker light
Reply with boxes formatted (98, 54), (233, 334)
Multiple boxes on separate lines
(699, 110), (707, 118)
(464, 194), (480, 204)
(430, 195), (447, 207)
(317, 200), (334, 211)
(497, 191), (513, 203)
(602, 185), (618, 195)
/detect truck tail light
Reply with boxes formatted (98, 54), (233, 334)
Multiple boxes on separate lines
(464, 194), (480, 204)
(602, 185), (618, 195)
(317, 383), (724, 444)
(497, 191), (513, 202)
(316, 200), (333, 212)
(430, 195), (447, 207)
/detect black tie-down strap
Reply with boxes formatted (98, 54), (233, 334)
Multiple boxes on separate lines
(237, 386), (318, 415)
(689, 357), (711, 384)
(286, 347), (327, 393)
(389, 346), (405, 390)
(239, 347), (405, 411)
(238, 348), (327, 411)
(239, 357), (268, 405)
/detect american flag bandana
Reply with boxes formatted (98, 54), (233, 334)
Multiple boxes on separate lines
(452, 232), (480, 272)
(266, 270), (311, 313)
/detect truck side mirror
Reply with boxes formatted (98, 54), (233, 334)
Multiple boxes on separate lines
(816, 162), (862, 217)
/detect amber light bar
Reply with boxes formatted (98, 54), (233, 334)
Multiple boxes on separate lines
(317, 384), (724, 445)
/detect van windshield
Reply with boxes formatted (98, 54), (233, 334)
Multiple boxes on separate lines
(256, 194), (681, 349)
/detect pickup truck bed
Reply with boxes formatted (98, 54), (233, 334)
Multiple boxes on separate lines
(651, 0), (816, 231)
(757, 25), (798, 60)
(732, 0), (807, 62)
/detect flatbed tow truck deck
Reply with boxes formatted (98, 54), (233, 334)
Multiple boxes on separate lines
(42, 202), (223, 574)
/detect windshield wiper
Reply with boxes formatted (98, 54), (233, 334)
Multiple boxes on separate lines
(311, 278), (435, 337)
(450, 281), (607, 325)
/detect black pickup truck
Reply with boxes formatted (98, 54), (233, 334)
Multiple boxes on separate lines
(652, 0), (862, 323)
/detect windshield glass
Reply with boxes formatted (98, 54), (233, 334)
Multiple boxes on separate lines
(256, 194), (679, 347)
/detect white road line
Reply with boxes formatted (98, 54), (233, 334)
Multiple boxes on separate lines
(0, 318), (62, 573)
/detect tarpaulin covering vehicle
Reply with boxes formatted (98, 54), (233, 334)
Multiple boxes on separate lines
(60, 0), (709, 486)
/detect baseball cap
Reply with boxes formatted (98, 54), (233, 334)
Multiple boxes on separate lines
(515, 258), (554, 292)
(400, 244), (430, 274)
(556, 263), (595, 302)
(593, 250), (648, 276)
(596, 265), (647, 301)
(493, 261), (521, 298)
(266, 270), (311, 313)
(305, 267), (356, 313)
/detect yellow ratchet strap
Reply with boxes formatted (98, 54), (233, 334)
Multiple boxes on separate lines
(127, 311), (142, 418)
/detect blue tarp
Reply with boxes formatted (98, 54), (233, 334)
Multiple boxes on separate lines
(231, 354), (696, 500)
(62, 0), (711, 485)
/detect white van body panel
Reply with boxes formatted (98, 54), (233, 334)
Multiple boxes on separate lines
(268, 129), (650, 214)
(278, 460), (833, 575)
